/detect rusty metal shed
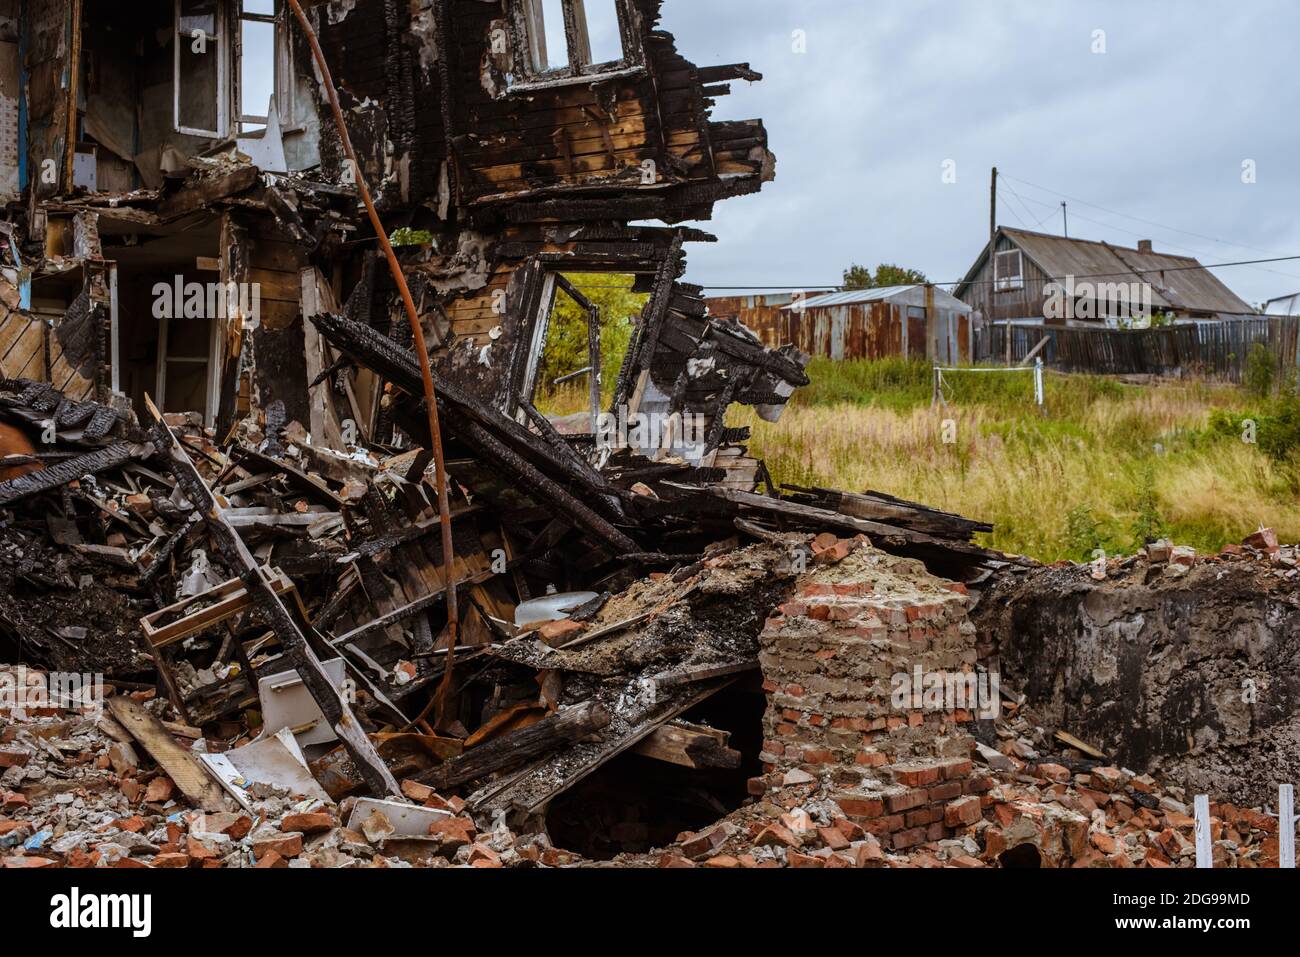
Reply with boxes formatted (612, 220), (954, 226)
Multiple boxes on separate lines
(778, 285), (972, 365)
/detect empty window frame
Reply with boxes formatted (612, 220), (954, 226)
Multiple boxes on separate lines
(515, 0), (636, 81)
(238, 1), (304, 133)
(175, 0), (229, 137)
(994, 249), (1024, 292)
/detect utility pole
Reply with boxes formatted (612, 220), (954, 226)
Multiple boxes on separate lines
(1062, 202), (1069, 238)
(991, 167), (1010, 365)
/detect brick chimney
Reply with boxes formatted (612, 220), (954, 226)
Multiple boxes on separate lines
(1137, 240), (1153, 254)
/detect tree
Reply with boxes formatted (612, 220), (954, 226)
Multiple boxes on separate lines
(842, 263), (928, 290)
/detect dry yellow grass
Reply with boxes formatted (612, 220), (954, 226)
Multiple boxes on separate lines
(733, 377), (1300, 561)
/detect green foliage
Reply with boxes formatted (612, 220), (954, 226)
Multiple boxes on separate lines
(841, 263), (928, 290)
(389, 228), (433, 246)
(1064, 505), (1105, 561)
(741, 356), (1300, 561)
(1130, 464), (1167, 548)
(790, 357), (933, 410)
(1208, 386), (1300, 465)
(535, 273), (646, 412)
(1121, 309), (1176, 330)
(1244, 342), (1276, 398)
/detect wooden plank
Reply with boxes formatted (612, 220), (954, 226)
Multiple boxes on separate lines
(473, 680), (736, 815)
(1, 321), (45, 378)
(414, 701), (610, 792)
(141, 569), (297, 648)
(0, 443), (143, 506)
(1194, 794), (1213, 868)
(630, 720), (740, 770)
(0, 313), (38, 360)
(299, 267), (346, 449)
(328, 567), (497, 648)
(157, 166), (260, 220)
(251, 267), (303, 304)
(107, 696), (228, 812)
(1054, 729), (1106, 760)
(1281, 784), (1296, 869)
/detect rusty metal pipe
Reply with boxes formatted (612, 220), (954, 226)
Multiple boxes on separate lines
(286, 0), (460, 723)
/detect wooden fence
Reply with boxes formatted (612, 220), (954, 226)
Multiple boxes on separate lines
(977, 317), (1300, 382)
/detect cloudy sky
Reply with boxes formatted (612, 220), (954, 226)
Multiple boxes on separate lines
(658, 0), (1300, 306)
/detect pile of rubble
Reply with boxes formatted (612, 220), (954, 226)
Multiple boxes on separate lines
(2, 518), (1292, 870)
(0, 670), (1285, 870)
(0, 676), (523, 869)
(0, 360), (1019, 870)
(1075, 526), (1297, 582)
(648, 709), (1284, 870)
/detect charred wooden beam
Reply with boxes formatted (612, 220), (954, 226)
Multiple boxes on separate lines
(782, 484), (994, 538)
(329, 567), (498, 648)
(450, 411), (638, 554)
(631, 720), (742, 770)
(616, 232), (685, 408)
(705, 324), (810, 385)
(313, 313), (639, 553)
(698, 63), (763, 83)
(415, 701), (610, 792)
(0, 443), (146, 506)
(157, 166), (261, 221)
(472, 680), (736, 815)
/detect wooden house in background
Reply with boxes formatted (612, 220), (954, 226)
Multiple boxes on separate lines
(954, 227), (1255, 327)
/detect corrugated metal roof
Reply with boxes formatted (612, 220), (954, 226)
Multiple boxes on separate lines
(781, 285), (972, 312)
(1264, 292), (1300, 316)
(704, 289), (834, 305)
(988, 228), (1254, 315)
(1107, 244), (1254, 315)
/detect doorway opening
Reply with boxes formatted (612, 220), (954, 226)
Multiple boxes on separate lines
(106, 217), (226, 424)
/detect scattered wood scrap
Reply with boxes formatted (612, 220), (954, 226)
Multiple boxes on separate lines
(107, 696), (227, 813)
(631, 720), (741, 770)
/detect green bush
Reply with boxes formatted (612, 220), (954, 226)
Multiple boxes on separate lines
(1130, 464), (1167, 548)
(1244, 342), (1276, 398)
(1065, 505), (1104, 560)
(535, 273), (646, 409)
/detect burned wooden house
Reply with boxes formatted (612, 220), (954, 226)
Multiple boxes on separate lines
(1, 0), (785, 427)
(0, 0), (1010, 851)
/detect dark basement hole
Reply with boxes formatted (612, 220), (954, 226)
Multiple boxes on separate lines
(0, 629), (20, 663)
(544, 676), (766, 860)
(998, 843), (1043, 868)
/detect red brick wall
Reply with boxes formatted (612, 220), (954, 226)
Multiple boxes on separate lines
(754, 540), (993, 851)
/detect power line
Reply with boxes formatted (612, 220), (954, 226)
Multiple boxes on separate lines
(1000, 178), (1058, 231)
(568, 251), (1300, 294)
(1000, 185), (1300, 282)
(1001, 172), (1291, 259)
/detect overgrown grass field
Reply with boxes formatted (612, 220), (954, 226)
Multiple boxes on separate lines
(735, 357), (1300, 562)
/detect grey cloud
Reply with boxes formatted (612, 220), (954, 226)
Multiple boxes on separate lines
(661, 0), (1300, 304)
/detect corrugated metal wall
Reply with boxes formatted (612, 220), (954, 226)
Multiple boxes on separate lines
(786, 303), (970, 363)
(705, 294), (796, 349)
(710, 294), (972, 363)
